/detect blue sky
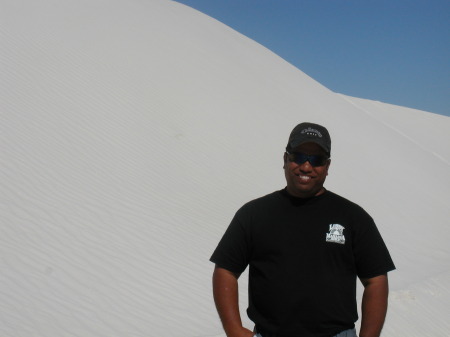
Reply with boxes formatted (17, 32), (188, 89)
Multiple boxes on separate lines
(174, 0), (450, 117)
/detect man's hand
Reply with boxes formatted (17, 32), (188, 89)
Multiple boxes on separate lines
(359, 274), (389, 337)
(227, 326), (254, 337)
(213, 266), (253, 337)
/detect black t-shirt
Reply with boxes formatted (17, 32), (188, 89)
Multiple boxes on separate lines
(210, 189), (395, 337)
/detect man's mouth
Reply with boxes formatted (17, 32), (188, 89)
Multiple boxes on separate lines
(298, 175), (312, 181)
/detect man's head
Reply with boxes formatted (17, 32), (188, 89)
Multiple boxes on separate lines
(283, 123), (331, 198)
(286, 122), (331, 156)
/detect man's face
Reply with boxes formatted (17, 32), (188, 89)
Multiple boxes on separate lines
(283, 142), (331, 198)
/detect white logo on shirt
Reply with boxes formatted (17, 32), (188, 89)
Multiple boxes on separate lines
(326, 224), (345, 244)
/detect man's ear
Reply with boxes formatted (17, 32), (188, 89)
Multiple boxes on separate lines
(325, 159), (331, 175)
(283, 152), (287, 169)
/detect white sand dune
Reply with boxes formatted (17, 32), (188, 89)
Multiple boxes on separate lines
(1, 0), (449, 336)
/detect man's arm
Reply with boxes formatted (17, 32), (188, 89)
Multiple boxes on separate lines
(359, 274), (389, 337)
(212, 265), (254, 337)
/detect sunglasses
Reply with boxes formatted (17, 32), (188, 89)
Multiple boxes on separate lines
(286, 151), (329, 167)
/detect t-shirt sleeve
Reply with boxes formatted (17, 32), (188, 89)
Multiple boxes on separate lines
(210, 207), (251, 275)
(352, 208), (396, 279)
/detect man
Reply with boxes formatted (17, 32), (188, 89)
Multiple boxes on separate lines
(210, 122), (395, 337)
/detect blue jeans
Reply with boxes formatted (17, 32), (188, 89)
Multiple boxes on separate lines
(333, 329), (358, 337)
(254, 328), (357, 337)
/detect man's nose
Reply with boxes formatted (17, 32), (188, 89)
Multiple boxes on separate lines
(298, 160), (313, 172)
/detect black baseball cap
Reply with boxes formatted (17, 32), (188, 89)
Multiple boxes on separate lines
(286, 122), (331, 156)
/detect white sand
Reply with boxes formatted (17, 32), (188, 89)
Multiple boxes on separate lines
(1, 0), (449, 336)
